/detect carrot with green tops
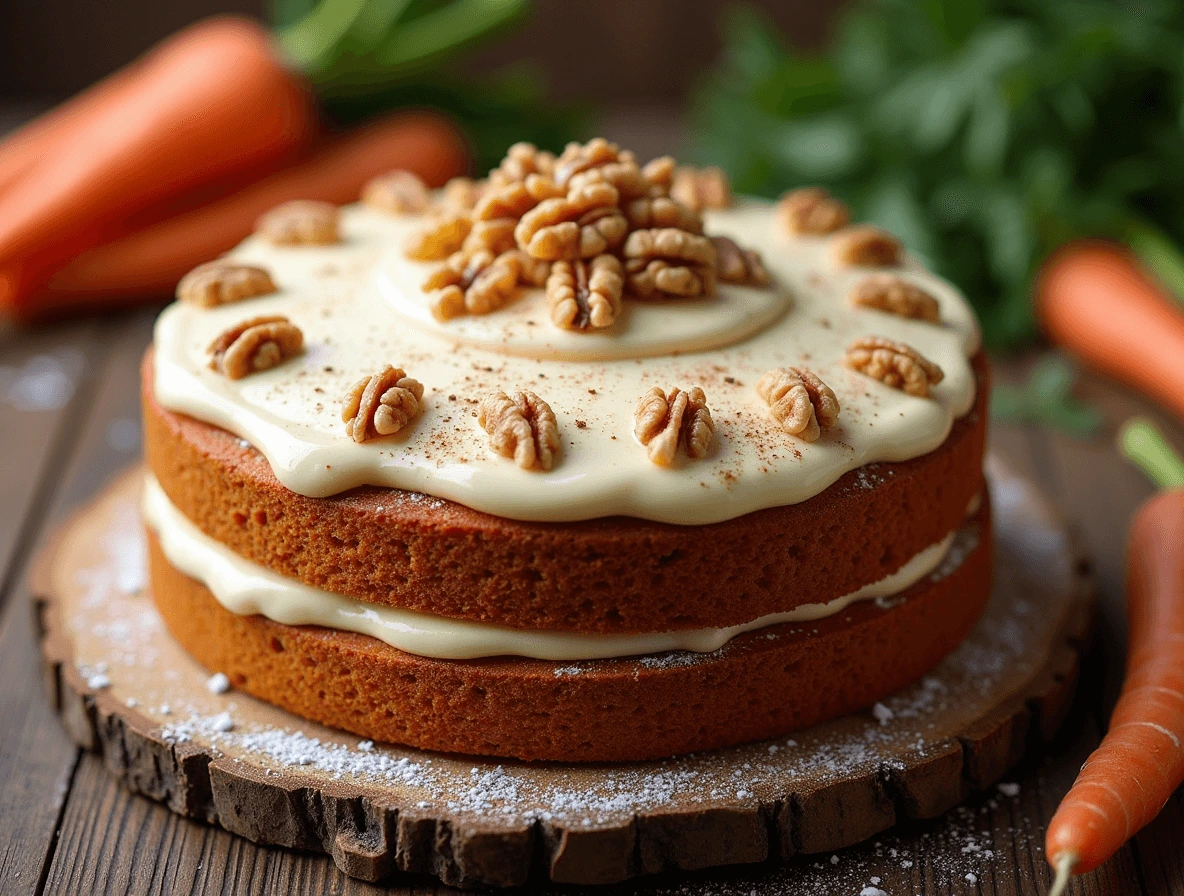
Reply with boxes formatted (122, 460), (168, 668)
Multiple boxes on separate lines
(1037, 242), (1184, 420)
(1046, 419), (1184, 894)
(27, 110), (467, 318)
(0, 15), (318, 311)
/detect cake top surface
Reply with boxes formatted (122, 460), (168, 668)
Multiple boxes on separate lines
(152, 141), (981, 524)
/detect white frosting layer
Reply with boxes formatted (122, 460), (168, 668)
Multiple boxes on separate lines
(144, 474), (968, 662)
(152, 199), (980, 524)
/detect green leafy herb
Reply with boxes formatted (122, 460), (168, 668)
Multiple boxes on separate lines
(991, 355), (1101, 437)
(1120, 418), (1184, 489)
(690, 1), (1184, 349)
(270, 0), (582, 172)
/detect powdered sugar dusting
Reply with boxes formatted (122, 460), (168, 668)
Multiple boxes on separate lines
(54, 461), (1076, 890)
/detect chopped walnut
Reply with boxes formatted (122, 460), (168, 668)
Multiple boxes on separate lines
(256, 201), (340, 246)
(440, 177), (486, 212)
(552, 138), (635, 187)
(850, 274), (940, 323)
(207, 315), (303, 379)
(547, 255), (624, 331)
(634, 386), (714, 466)
(568, 161), (652, 201)
(362, 170), (431, 214)
(404, 213), (473, 261)
(473, 177), (562, 222)
(623, 195), (703, 233)
(424, 249), (521, 321)
(490, 142), (556, 185)
(641, 156), (676, 195)
(478, 390), (560, 471)
(514, 181), (628, 260)
(756, 367), (840, 442)
(342, 366), (424, 442)
(463, 218), (519, 255)
(176, 260), (276, 308)
(711, 236), (771, 287)
(832, 225), (904, 267)
(669, 166), (732, 211)
(515, 251), (552, 287)
(623, 228), (717, 299)
(843, 336), (944, 397)
(777, 187), (850, 236)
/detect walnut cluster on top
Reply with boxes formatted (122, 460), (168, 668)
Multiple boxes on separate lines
(173, 147), (966, 477)
(396, 139), (770, 330)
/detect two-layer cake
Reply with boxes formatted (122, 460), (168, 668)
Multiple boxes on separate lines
(142, 139), (990, 762)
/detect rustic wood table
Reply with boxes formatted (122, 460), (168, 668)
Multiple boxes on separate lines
(1, 112), (1183, 896)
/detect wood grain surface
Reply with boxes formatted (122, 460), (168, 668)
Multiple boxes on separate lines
(1, 110), (1183, 895)
(31, 460), (1087, 889)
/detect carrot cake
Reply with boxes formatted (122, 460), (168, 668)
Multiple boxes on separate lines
(142, 139), (990, 762)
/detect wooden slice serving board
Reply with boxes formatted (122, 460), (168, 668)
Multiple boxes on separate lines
(34, 457), (1093, 889)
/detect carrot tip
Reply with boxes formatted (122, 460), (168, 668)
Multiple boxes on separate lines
(1048, 852), (1077, 896)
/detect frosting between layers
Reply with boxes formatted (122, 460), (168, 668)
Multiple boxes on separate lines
(143, 474), (972, 662)
(152, 199), (981, 524)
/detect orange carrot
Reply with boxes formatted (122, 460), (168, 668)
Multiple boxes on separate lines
(1046, 421), (1184, 893)
(1037, 242), (1184, 420)
(0, 15), (318, 311)
(0, 62), (144, 196)
(27, 110), (467, 318)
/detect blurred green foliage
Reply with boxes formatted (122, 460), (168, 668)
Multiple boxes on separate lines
(991, 355), (1102, 437)
(690, 0), (1184, 350)
(270, 0), (582, 172)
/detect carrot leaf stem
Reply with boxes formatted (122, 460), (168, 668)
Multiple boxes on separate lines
(1119, 418), (1184, 490)
(1124, 218), (1184, 310)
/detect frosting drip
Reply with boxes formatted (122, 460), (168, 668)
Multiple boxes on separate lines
(152, 199), (980, 524)
(144, 474), (974, 662)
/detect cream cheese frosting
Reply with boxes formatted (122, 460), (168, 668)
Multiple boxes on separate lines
(152, 199), (980, 524)
(144, 474), (977, 662)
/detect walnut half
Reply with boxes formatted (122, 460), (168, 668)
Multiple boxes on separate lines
(711, 236), (770, 287)
(777, 187), (849, 236)
(362, 170), (431, 215)
(832, 225), (903, 267)
(256, 201), (340, 246)
(669, 166), (732, 212)
(424, 248), (522, 321)
(177, 260), (276, 308)
(843, 336), (944, 397)
(478, 390), (561, 471)
(405, 213), (472, 262)
(756, 367), (840, 442)
(514, 181), (627, 261)
(623, 228), (717, 300)
(547, 255), (624, 331)
(634, 386), (714, 466)
(207, 316), (303, 379)
(342, 366), (424, 442)
(850, 274), (940, 322)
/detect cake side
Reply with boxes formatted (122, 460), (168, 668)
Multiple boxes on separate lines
(144, 350), (987, 633)
(145, 498), (993, 762)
